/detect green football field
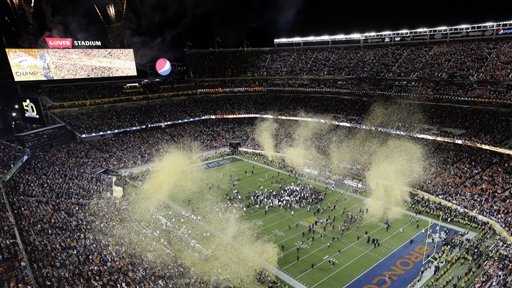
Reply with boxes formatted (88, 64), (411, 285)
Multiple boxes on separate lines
(203, 157), (432, 288)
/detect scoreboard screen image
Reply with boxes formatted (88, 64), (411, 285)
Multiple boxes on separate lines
(5, 49), (137, 81)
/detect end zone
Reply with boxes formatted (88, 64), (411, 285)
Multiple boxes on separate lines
(345, 223), (460, 288)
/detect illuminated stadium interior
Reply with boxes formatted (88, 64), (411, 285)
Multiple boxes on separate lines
(0, 1), (511, 288)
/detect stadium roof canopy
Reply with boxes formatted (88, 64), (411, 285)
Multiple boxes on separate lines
(274, 20), (512, 46)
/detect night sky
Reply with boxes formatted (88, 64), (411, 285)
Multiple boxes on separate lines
(1, 0), (511, 59)
(126, 0), (512, 50)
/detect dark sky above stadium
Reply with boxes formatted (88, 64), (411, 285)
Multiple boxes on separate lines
(1, 0), (511, 58)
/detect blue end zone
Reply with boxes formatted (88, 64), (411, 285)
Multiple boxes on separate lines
(203, 157), (238, 169)
(346, 223), (460, 288)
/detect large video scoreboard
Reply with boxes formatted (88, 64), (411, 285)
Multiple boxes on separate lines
(5, 48), (137, 81)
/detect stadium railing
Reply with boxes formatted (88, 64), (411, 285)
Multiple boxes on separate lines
(75, 113), (512, 157)
(0, 141), (30, 183)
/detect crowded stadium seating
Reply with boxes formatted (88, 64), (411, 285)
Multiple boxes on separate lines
(0, 141), (26, 177)
(52, 93), (512, 148)
(2, 117), (511, 286)
(0, 187), (33, 287)
(187, 39), (512, 81)
(2, 36), (512, 287)
(185, 38), (512, 102)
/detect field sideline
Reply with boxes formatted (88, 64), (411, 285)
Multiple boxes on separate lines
(201, 156), (466, 288)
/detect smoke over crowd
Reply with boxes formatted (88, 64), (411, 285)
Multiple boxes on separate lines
(110, 146), (278, 287)
(365, 139), (425, 220)
(255, 118), (278, 160)
(91, 102), (425, 286)
(282, 120), (328, 172)
(254, 103), (426, 222)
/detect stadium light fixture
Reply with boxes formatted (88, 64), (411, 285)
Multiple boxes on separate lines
(274, 19), (512, 45)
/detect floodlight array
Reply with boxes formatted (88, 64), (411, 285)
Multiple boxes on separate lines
(274, 20), (512, 45)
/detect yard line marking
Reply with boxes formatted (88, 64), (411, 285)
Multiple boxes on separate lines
(280, 213), (367, 256)
(278, 200), (360, 250)
(342, 224), (431, 288)
(266, 266), (307, 288)
(253, 183), (359, 245)
(278, 203), (366, 258)
(236, 156), (470, 235)
(259, 209), (312, 231)
(261, 213), (297, 231)
(249, 208), (288, 223)
(231, 158), (457, 287)
(280, 228), (341, 256)
(308, 221), (417, 288)
(283, 224), (385, 270)
(293, 223), (397, 280)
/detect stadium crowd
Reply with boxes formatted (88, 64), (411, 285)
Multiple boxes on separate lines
(186, 38), (512, 102)
(422, 227), (512, 288)
(8, 198), (209, 288)
(411, 195), (512, 288)
(1, 116), (511, 286)
(53, 93), (511, 148)
(420, 143), (512, 234)
(242, 128), (512, 237)
(33, 38), (512, 128)
(0, 188), (33, 287)
(4, 8), (512, 288)
(0, 141), (26, 177)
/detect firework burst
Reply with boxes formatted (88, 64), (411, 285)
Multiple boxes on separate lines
(106, 2), (116, 21)
(92, 0), (127, 24)
(6, 0), (36, 16)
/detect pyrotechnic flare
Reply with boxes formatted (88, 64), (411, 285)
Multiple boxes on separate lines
(93, 2), (106, 24)
(365, 139), (425, 221)
(7, 0), (35, 12)
(122, 0), (127, 18)
(92, 0), (127, 24)
(254, 119), (278, 160)
(106, 2), (116, 21)
(7, 0), (20, 10)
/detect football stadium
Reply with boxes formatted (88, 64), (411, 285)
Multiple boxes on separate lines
(0, 1), (511, 287)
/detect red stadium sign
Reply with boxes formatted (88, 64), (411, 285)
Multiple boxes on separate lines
(44, 37), (73, 49)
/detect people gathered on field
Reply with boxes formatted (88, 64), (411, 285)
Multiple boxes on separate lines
(1, 112), (511, 286)
(248, 184), (325, 210)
